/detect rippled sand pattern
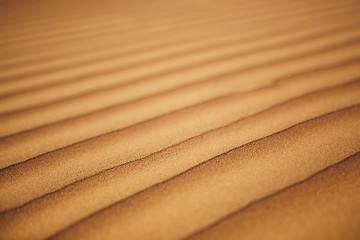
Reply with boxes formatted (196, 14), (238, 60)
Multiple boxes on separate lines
(0, 0), (360, 239)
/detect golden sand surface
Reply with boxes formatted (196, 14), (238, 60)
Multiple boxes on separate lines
(0, 0), (359, 239)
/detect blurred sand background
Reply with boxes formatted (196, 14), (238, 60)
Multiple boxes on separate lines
(0, 0), (359, 239)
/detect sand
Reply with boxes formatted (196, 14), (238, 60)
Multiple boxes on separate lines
(0, 0), (359, 239)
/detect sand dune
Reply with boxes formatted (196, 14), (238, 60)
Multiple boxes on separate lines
(49, 106), (360, 240)
(189, 153), (360, 240)
(0, 0), (359, 239)
(1, 16), (360, 114)
(0, 80), (359, 239)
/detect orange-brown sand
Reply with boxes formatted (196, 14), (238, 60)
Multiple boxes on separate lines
(0, 0), (359, 239)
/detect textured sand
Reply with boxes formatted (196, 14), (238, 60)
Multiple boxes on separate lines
(189, 153), (360, 240)
(0, 0), (360, 239)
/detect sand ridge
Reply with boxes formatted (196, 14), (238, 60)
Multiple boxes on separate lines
(0, 80), (359, 239)
(1, 65), (360, 210)
(0, 0), (359, 239)
(1, 15), (360, 116)
(1, 43), (360, 166)
(188, 153), (360, 240)
(49, 106), (360, 240)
